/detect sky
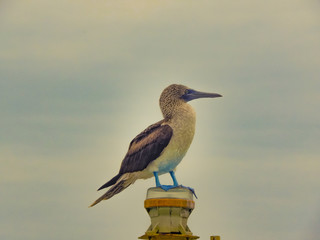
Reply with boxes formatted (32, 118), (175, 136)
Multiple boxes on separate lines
(1, 0), (320, 240)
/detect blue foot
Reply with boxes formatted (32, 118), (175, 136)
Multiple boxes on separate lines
(153, 171), (197, 198)
(157, 184), (198, 199)
(159, 184), (177, 191)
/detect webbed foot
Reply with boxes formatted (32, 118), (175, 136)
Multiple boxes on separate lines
(158, 184), (177, 191)
(157, 184), (198, 199)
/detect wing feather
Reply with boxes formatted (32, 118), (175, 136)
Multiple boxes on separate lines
(119, 120), (173, 174)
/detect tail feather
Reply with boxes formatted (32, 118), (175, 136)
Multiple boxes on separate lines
(89, 173), (138, 207)
(97, 173), (121, 191)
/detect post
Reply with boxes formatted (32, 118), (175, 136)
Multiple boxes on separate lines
(139, 187), (199, 240)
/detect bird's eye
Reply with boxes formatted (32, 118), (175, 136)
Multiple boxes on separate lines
(185, 89), (194, 95)
(181, 89), (194, 100)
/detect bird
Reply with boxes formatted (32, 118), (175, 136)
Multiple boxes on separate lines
(89, 84), (222, 207)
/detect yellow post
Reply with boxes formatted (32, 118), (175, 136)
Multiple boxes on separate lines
(139, 187), (199, 240)
(139, 187), (221, 240)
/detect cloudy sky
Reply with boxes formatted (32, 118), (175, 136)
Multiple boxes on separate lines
(1, 1), (320, 240)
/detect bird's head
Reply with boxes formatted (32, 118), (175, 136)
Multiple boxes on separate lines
(159, 84), (222, 119)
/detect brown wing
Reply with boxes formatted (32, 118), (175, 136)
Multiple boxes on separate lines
(118, 120), (173, 174)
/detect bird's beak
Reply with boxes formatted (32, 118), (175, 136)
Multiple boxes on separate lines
(182, 89), (222, 102)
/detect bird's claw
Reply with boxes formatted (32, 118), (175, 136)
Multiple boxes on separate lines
(180, 185), (198, 199)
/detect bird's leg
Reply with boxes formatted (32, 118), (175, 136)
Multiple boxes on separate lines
(153, 171), (176, 191)
(169, 171), (179, 187)
(153, 172), (161, 187)
(153, 171), (197, 197)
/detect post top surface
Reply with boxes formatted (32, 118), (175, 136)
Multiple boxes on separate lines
(146, 187), (194, 200)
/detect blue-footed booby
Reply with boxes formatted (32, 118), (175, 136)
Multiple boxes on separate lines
(90, 84), (221, 207)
